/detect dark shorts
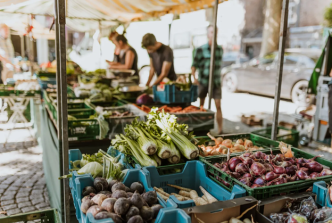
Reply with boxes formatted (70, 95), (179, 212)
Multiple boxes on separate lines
(198, 84), (222, 99)
(329, 85), (332, 134)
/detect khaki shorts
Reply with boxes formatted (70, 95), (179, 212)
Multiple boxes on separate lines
(198, 84), (222, 99)
(1, 67), (14, 84)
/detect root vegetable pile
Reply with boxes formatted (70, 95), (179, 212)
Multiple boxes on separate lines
(154, 184), (217, 206)
(81, 177), (161, 223)
(135, 105), (206, 114)
(199, 133), (263, 157)
(269, 196), (332, 223)
(213, 147), (330, 188)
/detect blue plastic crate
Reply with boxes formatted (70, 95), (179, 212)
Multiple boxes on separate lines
(313, 181), (332, 207)
(74, 169), (178, 223)
(153, 85), (198, 104)
(68, 148), (134, 193)
(70, 184), (82, 223)
(143, 160), (247, 208)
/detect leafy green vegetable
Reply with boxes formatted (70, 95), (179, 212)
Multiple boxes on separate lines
(59, 162), (103, 179)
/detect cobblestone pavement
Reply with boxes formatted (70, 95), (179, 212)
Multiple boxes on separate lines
(0, 130), (50, 218)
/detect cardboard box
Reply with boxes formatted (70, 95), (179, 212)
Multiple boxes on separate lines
(182, 196), (269, 223)
(257, 192), (315, 222)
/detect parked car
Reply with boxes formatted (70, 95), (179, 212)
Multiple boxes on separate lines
(222, 48), (320, 105)
(222, 51), (250, 68)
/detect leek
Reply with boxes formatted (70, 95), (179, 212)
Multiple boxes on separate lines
(125, 122), (157, 155)
(115, 134), (158, 167)
(150, 109), (198, 160)
(168, 141), (181, 164)
(150, 154), (162, 166)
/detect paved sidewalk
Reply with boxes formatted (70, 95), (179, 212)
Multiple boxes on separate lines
(0, 129), (50, 218)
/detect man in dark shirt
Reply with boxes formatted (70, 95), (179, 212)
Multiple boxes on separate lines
(141, 33), (177, 86)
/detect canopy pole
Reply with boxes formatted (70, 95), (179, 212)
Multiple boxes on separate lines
(20, 35), (24, 58)
(55, 0), (70, 222)
(208, 0), (219, 109)
(271, 0), (289, 140)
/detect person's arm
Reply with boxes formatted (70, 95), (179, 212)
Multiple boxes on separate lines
(330, 69), (332, 77)
(109, 51), (135, 69)
(146, 58), (155, 87)
(152, 61), (172, 85)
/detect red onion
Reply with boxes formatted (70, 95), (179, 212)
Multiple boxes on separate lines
(297, 155), (321, 166)
(264, 163), (274, 172)
(250, 162), (266, 176)
(253, 151), (265, 159)
(227, 171), (242, 179)
(213, 163), (222, 169)
(271, 162), (286, 174)
(251, 184), (262, 188)
(216, 176), (231, 187)
(242, 173), (254, 181)
(235, 163), (249, 174)
(242, 157), (254, 167)
(277, 161), (292, 168)
(288, 175), (297, 182)
(285, 157), (296, 165)
(304, 161), (323, 173)
(296, 167), (310, 180)
(264, 171), (279, 181)
(309, 172), (320, 179)
(319, 169), (332, 176)
(274, 154), (285, 162)
(240, 152), (251, 158)
(238, 177), (251, 187)
(275, 177), (287, 185)
(228, 157), (242, 172)
(253, 177), (265, 186)
(285, 165), (297, 175)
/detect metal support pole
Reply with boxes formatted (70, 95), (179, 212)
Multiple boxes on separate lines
(28, 15), (34, 77)
(271, 0), (289, 140)
(20, 35), (25, 58)
(208, 0), (219, 109)
(54, 0), (70, 222)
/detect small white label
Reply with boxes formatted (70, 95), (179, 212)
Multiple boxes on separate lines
(68, 137), (78, 141)
(73, 127), (86, 134)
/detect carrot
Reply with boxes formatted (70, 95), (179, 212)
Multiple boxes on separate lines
(199, 186), (217, 203)
(167, 184), (191, 192)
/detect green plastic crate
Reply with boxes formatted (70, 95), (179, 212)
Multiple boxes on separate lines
(200, 147), (332, 199)
(196, 133), (280, 157)
(0, 209), (60, 223)
(252, 126), (299, 147)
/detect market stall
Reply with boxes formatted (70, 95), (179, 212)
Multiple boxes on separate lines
(3, 0), (323, 223)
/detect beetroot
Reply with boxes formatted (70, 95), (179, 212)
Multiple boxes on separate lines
(94, 178), (108, 192)
(235, 163), (249, 174)
(136, 93), (153, 105)
(228, 157), (242, 172)
(250, 162), (266, 176)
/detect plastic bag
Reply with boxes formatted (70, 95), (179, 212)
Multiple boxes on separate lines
(299, 196), (318, 219)
(96, 114), (109, 140)
(287, 213), (308, 223)
(270, 212), (290, 223)
(311, 207), (332, 223)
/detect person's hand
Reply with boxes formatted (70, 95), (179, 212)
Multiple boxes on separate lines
(193, 79), (199, 85)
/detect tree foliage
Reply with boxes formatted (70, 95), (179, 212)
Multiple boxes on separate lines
(324, 3), (332, 27)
